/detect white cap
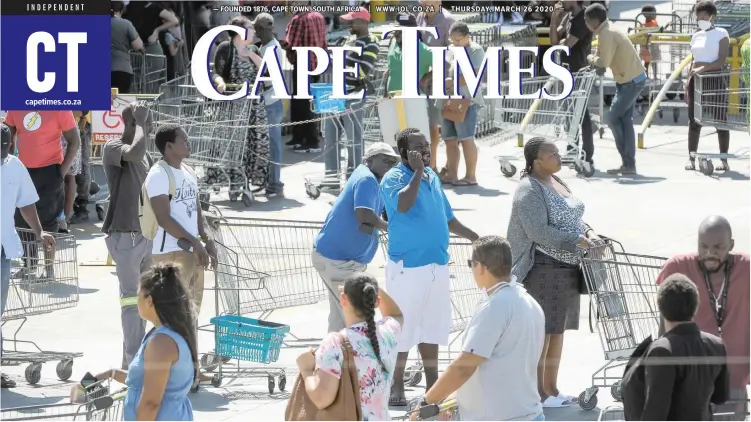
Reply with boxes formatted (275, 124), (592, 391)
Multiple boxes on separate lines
(363, 142), (400, 160)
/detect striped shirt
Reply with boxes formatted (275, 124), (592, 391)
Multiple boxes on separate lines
(344, 34), (380, 92)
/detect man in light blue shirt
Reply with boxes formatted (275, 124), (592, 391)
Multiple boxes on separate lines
(381, 128), (478, 406)
(0, 123), (55, 388)
(312, 142), (400, 332)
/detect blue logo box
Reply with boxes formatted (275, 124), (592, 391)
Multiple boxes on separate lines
(1, 2), (111, 111)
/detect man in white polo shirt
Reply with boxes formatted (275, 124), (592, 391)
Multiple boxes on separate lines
(417, 236), (546, 421)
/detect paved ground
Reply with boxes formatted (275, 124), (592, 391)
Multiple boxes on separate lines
(3, 1), (750, 420)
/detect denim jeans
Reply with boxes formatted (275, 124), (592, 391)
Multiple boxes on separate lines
(606, 79), (646, 169)
(266, 100), (284, 192)
(324, 99), (365, 182)
(1, 249), (10, 359)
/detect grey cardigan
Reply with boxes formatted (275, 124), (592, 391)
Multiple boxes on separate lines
(507, 176), (592, 283)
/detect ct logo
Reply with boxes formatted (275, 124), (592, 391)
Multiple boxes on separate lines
(22, 112), (42, 132)
(26, 31), (87, 94)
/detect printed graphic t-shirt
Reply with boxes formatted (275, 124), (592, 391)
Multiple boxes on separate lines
(144, 162), (199, 255)
(315, 317), (401, 421)
(4, 111), (76, 168)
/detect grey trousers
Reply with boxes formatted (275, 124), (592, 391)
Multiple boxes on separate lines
(713, 388), (749, 421)
(105, 232), (152, 369)
(311, 249), (366, 333)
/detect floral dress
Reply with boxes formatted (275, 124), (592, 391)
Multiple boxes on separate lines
(315, 317), (401, 421)
(205, 45), (270, 191)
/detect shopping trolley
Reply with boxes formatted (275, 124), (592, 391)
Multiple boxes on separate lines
(304, 79), (379, 199)
(692, 68), (750, 176)
(576, 238), (666, 411)
(2, 229), (82, 385)
(151, 84), (255, 206)
(497, 68), (598, 178)
(130, 51), (167, 94)
(0, 380), (127, 421)
(394, 398), (460, 421)
(635, 36), (690, 124)
(598, 399), (751, 421)
(379, 234), (478, 388)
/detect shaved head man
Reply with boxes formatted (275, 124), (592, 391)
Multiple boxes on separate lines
(656, 216), (749, 420)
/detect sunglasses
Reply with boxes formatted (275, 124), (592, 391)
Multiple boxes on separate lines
(467, 259), (479, 268)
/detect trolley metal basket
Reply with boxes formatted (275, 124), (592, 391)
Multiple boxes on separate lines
(0, 385), (126, 421)
(130, 51), (167, 94)
(2, 229), (83, 385)
(394, 398), (460, 421)
(497, 68), (599, 178)
(575, 238), (666, 411)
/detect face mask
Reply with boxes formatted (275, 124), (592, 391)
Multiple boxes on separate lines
(697, 19), (713, 30)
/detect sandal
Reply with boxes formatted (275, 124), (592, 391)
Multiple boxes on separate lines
(685, 160), (696, 171)
(389, 394), (408, 407)
(452, 179), (478, 187)
(716, 160), (730, 172)
(542, 396), (571, 408)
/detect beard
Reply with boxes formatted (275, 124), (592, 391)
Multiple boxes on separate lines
(699, 256), (727, 273)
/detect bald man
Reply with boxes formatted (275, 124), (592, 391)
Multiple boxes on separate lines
(656, 216), (749, 421)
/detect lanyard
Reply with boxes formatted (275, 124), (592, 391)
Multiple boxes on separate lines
(700, 259), (732, 337)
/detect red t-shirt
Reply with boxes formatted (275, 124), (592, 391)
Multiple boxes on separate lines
(4, 111), (76, 169)
(656, 253), (750, 390)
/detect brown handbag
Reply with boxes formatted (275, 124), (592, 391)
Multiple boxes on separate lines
(442, 98), (472, 123)
(284, 334), (362, 421)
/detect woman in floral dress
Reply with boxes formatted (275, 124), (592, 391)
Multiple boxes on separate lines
(209, 15), (270, 197)
(295, 274), (403, 420)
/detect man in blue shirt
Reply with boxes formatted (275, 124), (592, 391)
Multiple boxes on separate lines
(312, 142), (400, 332)
(381, 128), (478, 406)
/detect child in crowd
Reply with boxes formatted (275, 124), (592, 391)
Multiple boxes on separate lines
(640, 5), (660, 80)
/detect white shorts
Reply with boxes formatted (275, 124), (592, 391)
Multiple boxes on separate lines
(385, 259), (451, 353)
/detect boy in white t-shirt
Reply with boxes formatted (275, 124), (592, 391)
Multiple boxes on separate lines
(144, 124), (216, 318)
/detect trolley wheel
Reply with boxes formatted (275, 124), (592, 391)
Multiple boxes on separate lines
(278, 374), (287, 392)
(25, 363), (42, 385)
(666, 92), (676, 100)
(268, 376), (276, 394)
(672, 108), (680, 123)
(305, 183), (321, 200)
(200, 353), (220, 372)
(96, 205), (105, 222)
(405, 370), (423, 388)
(211, 374), (222, 388)
(611, 381), (623, 401)
(577, 161), (596, 178)
(598, 127), (604, 139)
(658, 110), (663, 119)
(500, 163), (517, 178)
(229, 192), (240, 202)
(700, 159), (715, 176)
(578, 390), (598, 411)
(242, 192), (254, 207)
(56, 360), (73, 381)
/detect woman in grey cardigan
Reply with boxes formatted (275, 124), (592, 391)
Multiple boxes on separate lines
(507, 137), (601, 408)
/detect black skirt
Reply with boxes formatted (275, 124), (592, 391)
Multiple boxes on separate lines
(522, 250), (581, 334)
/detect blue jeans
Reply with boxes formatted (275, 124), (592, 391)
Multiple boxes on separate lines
(606, 78), (646, 169)
(324, 99), (365, 182)
(266, 100), (284, 192)
(1, 249), (10, 359)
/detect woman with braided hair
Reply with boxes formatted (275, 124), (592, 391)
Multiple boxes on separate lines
(94, 263), (197, 420)
(295, 273), (403, 420)
(507, 137), (602, 408)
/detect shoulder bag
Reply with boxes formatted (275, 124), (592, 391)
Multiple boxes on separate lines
(442, 98), (472, 123)
(285, 333), (362, 421)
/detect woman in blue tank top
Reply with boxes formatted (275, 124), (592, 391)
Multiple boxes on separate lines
(95, 263), (197, 420)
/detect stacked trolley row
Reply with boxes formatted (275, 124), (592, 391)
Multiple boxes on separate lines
(497, 68), (599, 178)
(2, 230), (82, 385)
(576, 238), (666, 410)
(129, 51), (168, 94)
(197, 211), (331, 393)
(151, 78), (255, 206)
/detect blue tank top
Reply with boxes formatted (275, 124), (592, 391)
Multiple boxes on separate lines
(124, 326), (194, 421)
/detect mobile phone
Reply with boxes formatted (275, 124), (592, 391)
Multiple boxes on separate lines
(81, 372), (97, 388)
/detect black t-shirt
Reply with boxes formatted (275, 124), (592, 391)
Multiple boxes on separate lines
(563, 9), (593, 72)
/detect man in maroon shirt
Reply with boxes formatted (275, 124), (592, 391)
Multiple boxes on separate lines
(282, 2), (327, 153)
(656, 215), (749, 421)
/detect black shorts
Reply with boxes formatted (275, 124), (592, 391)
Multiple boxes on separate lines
(14, 163), (64, 232)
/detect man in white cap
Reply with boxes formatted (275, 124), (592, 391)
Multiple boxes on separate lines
(312, 142), (400, 332)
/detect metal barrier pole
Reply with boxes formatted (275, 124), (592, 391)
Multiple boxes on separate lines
(637, 53), (693, 149)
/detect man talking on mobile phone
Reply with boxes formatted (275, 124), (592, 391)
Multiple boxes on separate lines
(312, 142), (399, 333)
(380, 128), (478, 407)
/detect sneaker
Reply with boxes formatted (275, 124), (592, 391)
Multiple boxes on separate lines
(69, 210), (89, 224)
(1, 374), (16, 388)
(293, 144), (322, 154)
(607, 166), (637, 175)
(286, 138), (303, 148)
